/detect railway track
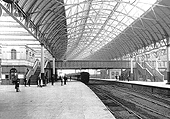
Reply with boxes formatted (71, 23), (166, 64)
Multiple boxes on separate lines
(88, 80), (170, 119)
(91, 86), (143, 119)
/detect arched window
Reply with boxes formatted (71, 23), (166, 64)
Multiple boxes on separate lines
(11, 49), (16, 59)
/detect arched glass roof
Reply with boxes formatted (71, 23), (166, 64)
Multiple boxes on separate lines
(1, 0), (170, 61)
(64, 0), (158, 60)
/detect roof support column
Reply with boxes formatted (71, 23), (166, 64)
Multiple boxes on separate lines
(41, 43), (46, 86)
(153, 52), (159, 70)
(166, 38), (170, 84)
(155, 57), (159, 70)
(134, 54), (138, 81)
(120, 57), (123, 79)
(52, 57), (55, 85)
(130, 55), (134, 81)
(53, 57), (55, 75)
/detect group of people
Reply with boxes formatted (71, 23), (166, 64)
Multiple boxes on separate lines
(59, 75), (68, 86)
(37, 75), (55, 87)
(14, 76), (30, 92)
(14, 74), (69, 92)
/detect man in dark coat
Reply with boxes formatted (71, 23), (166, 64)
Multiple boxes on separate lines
(63, 75), (67, 85)
(15, 78), (20, 92)
(24, 76), (27, 87)
(59, 76), (63, 86)
(37, 77), (41, 87)
(51, 74), (55, 85)
(27, 79), (31, 87)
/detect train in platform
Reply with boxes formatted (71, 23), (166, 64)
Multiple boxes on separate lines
(66, 72), (90, 84)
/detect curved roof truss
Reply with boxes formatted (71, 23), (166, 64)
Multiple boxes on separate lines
(2, 0), (170, 61)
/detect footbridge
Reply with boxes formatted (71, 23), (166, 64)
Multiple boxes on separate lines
(47, 60), (134, 69)
(47, 60), (167, 70)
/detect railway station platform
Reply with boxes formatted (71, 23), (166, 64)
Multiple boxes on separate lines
(98, 78), (170, 88)
(0, 81), (115, 119)
(94, 78), (170, 96)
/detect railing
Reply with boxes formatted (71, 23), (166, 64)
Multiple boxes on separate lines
(146, 60), (167, 69)
(44, 59), (49, 68)
(145, 68), (154, 81)
(136, 62), (154, 81)
(136, 62), (145, 75)
(54, 60), (135, 69)
(1, 59), (34, 66)
(26, 60), (39, 80)
(35, 59), (48, 78)
(145, 62), (164, 82)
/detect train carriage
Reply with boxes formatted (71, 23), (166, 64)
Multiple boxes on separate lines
(67, 72), (90, 84)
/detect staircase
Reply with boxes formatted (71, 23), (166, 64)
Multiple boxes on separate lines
(144, 62), (164, 82)
(135, 62), (154, 81)
(135, 61), (164, 82)
(28, 66), (41, 85)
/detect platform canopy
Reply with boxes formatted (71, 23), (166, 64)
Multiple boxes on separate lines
(1, 0), (170, 60)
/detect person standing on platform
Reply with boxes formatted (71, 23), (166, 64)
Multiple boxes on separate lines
(59, 76), (63, 86)
(37, 76), (42, 87)
(64, 75), (67, 85)
(70, 76), (71, 81)
(51, 74), (55, 85)
(27, 79), (31, 87)
(115, 75), (118, 80)
(24, 76), (27, 87)
(15, 77), (20, 92)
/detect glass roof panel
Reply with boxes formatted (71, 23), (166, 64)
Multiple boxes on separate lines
(64, 0), (157, 60)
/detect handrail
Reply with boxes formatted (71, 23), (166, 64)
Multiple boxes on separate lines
(153, 68), (164, 81)
(32, 60), (39, 74)
(146, 60), (167, 69)
(36, 59), (48, 78)
(1, 59), (34, 66)
(145, 62), (164, 82)
(136, 63), (145, 75)
(26, 60), (39, 80)
(44, 59), (49, 68)
(145, 68), (154, 81)
(136, 62), (154, 81)
(32, 59), (39, 69)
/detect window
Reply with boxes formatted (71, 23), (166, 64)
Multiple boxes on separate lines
(26, 50), (28, 59)
(11, 49), (16, 59)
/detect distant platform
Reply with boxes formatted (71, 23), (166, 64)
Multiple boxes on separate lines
(96, 78), (170, 88)
(92, 78), (170, 96)
(0, 81), (115, 119)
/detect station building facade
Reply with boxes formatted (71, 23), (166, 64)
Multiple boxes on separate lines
(0, 44), (36, 84)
